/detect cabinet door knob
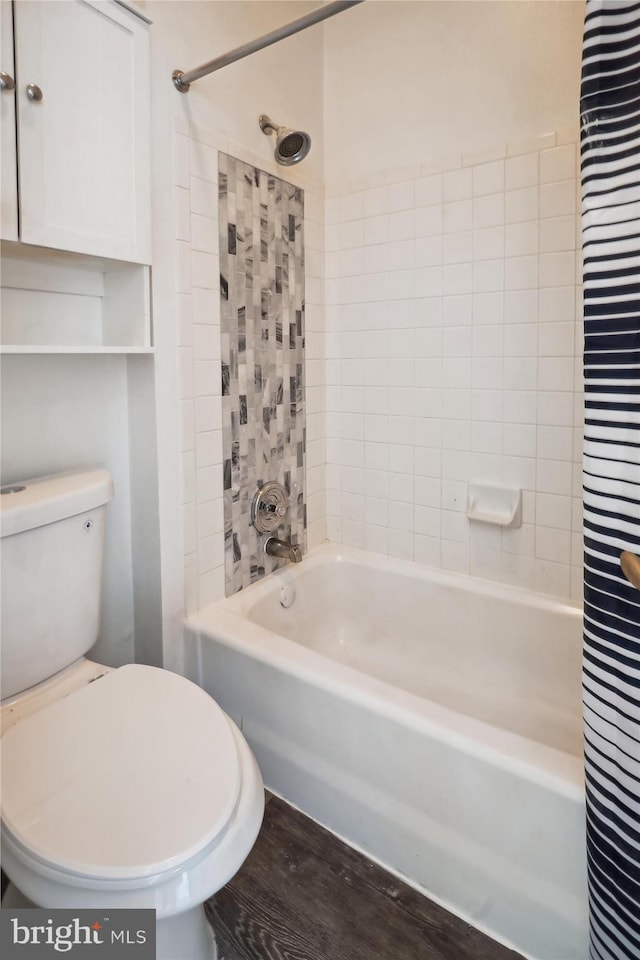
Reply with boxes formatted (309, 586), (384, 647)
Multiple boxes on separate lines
(26, 83), (43, 102)
(0, 71), (15, 91)
(621, 551), (640, 590)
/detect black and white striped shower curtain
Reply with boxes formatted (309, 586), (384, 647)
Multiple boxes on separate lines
(581, 2), (640, 958)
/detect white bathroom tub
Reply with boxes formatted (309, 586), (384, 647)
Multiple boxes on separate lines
(185, 544), (588, 960)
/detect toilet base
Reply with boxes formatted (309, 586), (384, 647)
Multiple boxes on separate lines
(158, 905), (217, 960)
(2, 884), (217, 960)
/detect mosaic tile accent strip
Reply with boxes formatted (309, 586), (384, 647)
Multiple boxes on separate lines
(219, 153), (306, 595)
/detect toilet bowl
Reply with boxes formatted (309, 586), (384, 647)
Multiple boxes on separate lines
(1, 661), (264, 960)
(0, 470), (265, 959)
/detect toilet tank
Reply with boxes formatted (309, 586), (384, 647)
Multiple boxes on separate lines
(0, 469), (113, 700)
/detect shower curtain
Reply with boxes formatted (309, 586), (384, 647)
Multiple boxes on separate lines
(580, 2), (640, 958)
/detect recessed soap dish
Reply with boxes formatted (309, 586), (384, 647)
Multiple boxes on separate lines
(467, 483), (522, 528)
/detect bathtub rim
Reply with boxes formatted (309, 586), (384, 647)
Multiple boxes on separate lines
(187, 543), (584, 803)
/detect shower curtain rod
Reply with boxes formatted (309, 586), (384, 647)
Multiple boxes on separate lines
(172, 0), (363, 92)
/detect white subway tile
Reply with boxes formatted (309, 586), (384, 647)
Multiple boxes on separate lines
(414, 535), (441, 567)
(443, 263), (473, 295)
(539, 286), (576, 323)
(471, 389), (502, 421)
(473, 193), (504, 228)
(362, 186), (388, 218)
(193, 323), (220, 361)
(388, 210), (415, 241)
(504, 422), (536, 458)
(507, 132), (556, 156)
(416, 267), (443, 297)
(502, 390), (537, 424)
(443, 295), (472, 325)
(190, 176), (217, 219)
(442, 419), (472, 450)
(473, 259), (504, 293)
(536, 492), (572, 530)
(538, 357), (574, 391)
(443, 167), (473, 202)
(504, 323), (538, 357)
(444, 199), (473, 233)
(388, 180), (414, 212)
(472, 357), (502, 389)
(537, 459), (573, 495)
(505, 255), (538, 290)
(340, 192), (364, 222)
(536, 527), (571, 564)
(502, 454), (536, 489)
(537, 392), (574, 426)
(473, 226), (505, 260)
(505, 186), (539, 224)
(415, 205), (444, 237)
(441, 540), (470, 574)
(472, 420), (502, 454)
(504, 289), (538, 324)
(534, 558), (571, 598)
(365, 524), (388, 554)
(415, 174), (443, 206)
(538, 322), (575, 357)
(415, 237), (443, 267)
(388, 528), (414, 560)
(473, 291), (504, 325)
(539, 251), (575, 287)
(540, 180), (576, 218)
(195, 396), (222, 434)
(472, 324), (503, 357)
(505, 221), (538, 257)
(540, 145), (576, 184)
(537, 425), (573, 461)
(473, 160), (505, 197)
(505, 153), (538, 191)
(443, 231), (473, 264)
(539, 215), (576, 253)
(504, 357), (537, 391)
(415, 476), (442, 508)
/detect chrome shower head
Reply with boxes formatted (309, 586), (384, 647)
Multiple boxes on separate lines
(259, 115), (311, 166)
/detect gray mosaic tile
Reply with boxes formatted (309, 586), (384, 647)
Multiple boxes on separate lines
(219, 154), (306, 596)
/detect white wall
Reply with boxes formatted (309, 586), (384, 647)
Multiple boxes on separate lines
(324, 0), (584, 185)
(0, 355), (136, 664)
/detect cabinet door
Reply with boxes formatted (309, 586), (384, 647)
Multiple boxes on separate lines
(14, 0), (150, 262)
(1, 0), (18, 241)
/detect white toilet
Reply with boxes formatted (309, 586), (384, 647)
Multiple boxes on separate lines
(0, 468), (264, 960)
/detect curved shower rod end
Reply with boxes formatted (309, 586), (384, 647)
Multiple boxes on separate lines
(172, 70), (190, 94)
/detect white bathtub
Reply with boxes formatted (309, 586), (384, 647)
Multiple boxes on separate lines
(185, 544), (588, 960)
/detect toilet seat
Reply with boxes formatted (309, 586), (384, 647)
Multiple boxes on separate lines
(1, 664), (242, 884)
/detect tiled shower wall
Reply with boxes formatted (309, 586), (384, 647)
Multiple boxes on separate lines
(324, 130), (583, 601)
(173, 119), (325, 611)
(218, 153), (306, 594)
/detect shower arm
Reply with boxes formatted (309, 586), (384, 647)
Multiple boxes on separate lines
(172, 0), (364, 92)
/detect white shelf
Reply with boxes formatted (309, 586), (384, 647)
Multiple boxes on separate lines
(1, 345), (155, 355)
(1, 241), (151, 351)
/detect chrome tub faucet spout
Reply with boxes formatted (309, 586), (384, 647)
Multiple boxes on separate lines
(264, 536), (302, 563)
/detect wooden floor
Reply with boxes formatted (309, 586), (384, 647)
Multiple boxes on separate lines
(206, 794), (523, 960)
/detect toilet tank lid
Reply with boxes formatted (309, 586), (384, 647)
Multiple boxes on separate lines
(0, 469), (113, 538)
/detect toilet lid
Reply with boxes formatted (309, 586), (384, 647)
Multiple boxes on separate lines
(1, 664), (242, 881)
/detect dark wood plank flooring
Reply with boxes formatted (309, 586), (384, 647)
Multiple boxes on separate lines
(206, 794), (523, 960)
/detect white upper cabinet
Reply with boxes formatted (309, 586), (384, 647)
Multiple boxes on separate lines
(12, 0), (150, 263)
(1, 0), (18, 241)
